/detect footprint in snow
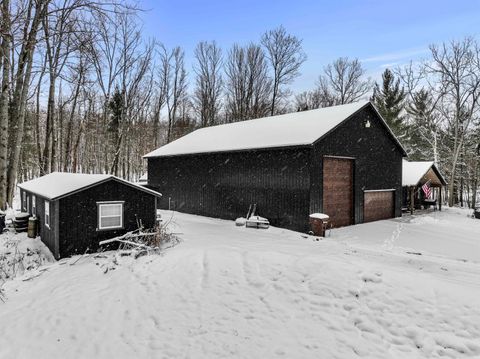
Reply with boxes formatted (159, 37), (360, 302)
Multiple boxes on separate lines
(360, 272), (383, 284)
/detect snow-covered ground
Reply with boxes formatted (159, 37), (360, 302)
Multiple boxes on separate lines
(1, 208), (480, 359)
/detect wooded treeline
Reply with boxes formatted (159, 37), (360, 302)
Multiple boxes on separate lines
(0, 1), (479, 209)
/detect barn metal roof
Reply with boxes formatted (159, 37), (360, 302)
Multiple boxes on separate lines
(18, 172), (162, 200)
(144, 101), (407, 158)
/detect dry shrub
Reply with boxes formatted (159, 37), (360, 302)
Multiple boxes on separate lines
(143, 222), (179, 249)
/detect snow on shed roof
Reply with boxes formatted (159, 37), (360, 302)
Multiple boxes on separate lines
(145, 101), (372, 158)
(18, 172), (161, 200)
(402, 160), (435, 186)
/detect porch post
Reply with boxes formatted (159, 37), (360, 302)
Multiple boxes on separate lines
(439, 186), (442, 211)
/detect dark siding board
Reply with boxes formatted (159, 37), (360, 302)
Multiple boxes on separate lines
(312, 106), (404, 224)
(58, 180), (156, 258)
(22, 191), (59, 258)
(148, 147), (312, 232)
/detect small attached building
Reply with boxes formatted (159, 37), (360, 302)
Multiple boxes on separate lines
(145, 101), (407, 232)
(18, 172), (161, 259)
(402, 160), (447, 212)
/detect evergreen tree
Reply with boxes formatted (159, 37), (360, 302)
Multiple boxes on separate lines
(108, 88), (124, 176)
(406, 89), (438, 161)
(371, 69), (406, 137)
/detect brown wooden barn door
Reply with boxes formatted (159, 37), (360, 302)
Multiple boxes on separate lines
(364, 190), (394, 223)
(323, 157), (354, 228)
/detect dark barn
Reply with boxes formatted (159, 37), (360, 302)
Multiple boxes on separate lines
(18, 172), (161, 259)
(145, 102), (407, 232)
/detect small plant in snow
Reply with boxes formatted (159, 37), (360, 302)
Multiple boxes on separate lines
(0, 240), (45, 282)
(97, 219), (180, 272)
(0, 283), (5, 303)
(145, 222), (180, 250)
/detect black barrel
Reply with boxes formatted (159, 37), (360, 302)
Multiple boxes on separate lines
(14, 212), (30, 233)
(0, 210), (5, 232)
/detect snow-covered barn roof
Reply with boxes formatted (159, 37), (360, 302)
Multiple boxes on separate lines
(402, 160), (447, 187)
(18, 172), (162, 200)
(144, 101), (406, 158)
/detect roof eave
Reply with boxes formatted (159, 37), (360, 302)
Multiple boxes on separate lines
(431, 164), (448, 186)
(143, 143), (314, 159)
(405, 162), (447, 187)
(18, 176), (162, 201)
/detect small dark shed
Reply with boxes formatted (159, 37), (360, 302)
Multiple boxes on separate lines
(145, 101), (407, 232)
(18, 172), (161, 259)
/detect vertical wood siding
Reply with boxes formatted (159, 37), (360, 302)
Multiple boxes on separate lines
(148, 148), (312, 232)
(58, 180), (156, 258)
(21, 190), (59, 258)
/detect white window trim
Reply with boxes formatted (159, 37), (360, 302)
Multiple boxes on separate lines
(45, 200), (50, 229)
(97, 201), (124, 231)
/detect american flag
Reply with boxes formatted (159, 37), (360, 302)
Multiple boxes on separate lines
(422, 180), (432, 199)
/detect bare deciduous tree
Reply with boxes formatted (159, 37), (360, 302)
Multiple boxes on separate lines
(261, 26), (306, 116)
(40, 1), (76, 174)
(193, 41), (222, 127)
(425, 38), (480, 206)
(6, 0), (50, 205)
(0, 0), (11, 209)
(160, 46), (188, 143)
(225, 43), (271, 122)
(317, 57), (371, 105)
(295, 90), (320, 111)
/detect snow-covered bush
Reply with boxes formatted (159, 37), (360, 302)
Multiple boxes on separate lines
(0, 237), (51, 282)
(0, 233), (55, 301)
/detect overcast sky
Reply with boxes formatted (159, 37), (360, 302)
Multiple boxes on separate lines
(139, 0), (480, 92)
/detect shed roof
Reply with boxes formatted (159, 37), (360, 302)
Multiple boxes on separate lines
(18, 172), (162, 200)
(145, 101), (406, 158)
(402, 160), (447, 187)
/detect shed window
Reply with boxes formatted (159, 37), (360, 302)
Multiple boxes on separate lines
(32, 195), (36, 216)
(22, 191), (26, 211)
(45, 200), (50, 228)
(98, 202), (123, 230)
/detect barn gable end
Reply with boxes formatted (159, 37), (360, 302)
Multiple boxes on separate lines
(310, 104), (404, 225)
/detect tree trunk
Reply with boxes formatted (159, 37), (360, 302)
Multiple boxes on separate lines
(41, 76), (55, 174)
(72, 122), (83, 173)
(63, 79), (81, 171)
(0, 0), (10, 209)
(6, 52), (35, 204)
(110, 132), (123, 176)
(6, 0), (47, 204)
